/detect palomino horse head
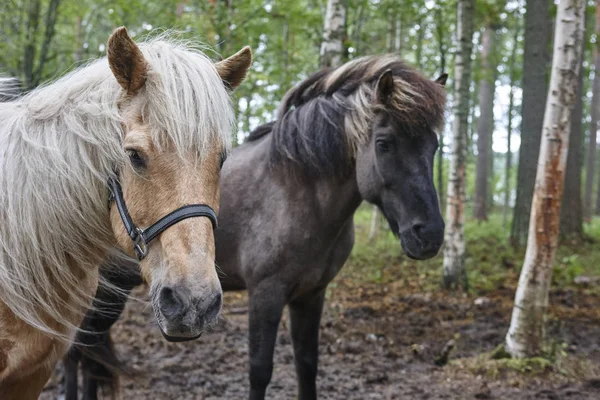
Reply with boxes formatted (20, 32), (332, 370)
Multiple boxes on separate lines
(107, 28), (251, 340)
(356, 66), (447, 260)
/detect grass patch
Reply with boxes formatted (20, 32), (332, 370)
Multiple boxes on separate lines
(448, 345), (600, 386)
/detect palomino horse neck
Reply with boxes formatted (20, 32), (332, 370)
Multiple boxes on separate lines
(0, 27), (251, 399)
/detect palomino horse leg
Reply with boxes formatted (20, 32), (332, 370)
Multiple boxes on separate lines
(248, 282), (286, 400)
(289, 288), (326, 400)
(0, 367), (53, 400)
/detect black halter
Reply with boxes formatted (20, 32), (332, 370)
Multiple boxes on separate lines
(107, 177), (218, 260)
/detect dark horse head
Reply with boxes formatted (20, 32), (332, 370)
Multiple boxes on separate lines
(354, 62), (447, 259)
(265, 56), (447, 260)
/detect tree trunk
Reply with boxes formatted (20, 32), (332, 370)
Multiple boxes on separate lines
(320, 0), (347, 68)
(503, 24), (521, 229)
(33, 0), (61, 87)
(596, 146), (600, 214)
(474, 24), (496, 221)
(23, 0), (41, 89)
(435, 5), (447, 210)
(352, 4), (365, 56)
(74, 15), (83, 63)
(394, 15), (402, 53)
(504, 88), (514, 228)
(505, 0), (584, 358)
(584, 2), (600, 222)
(511, 0), (552, 247)
(560, 11), (587, 239)
(415, 16), (425, 69)
(442, 0), (475, 291)
(368, 206), (381, 242)
(386, 11), (396, 53)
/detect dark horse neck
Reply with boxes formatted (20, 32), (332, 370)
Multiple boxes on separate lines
(307, 168), (363, 233)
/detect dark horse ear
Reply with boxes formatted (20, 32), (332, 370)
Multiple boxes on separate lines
(215, 46), (253, 90)
(107, 27), (148, 95)
(376, 69), (395, 104)
(434, 73), (448, 86)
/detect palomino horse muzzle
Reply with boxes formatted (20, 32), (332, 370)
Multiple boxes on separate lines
(108, 177), (218, 260)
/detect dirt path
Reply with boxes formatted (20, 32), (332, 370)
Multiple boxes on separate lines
(41, 280), (600, 400)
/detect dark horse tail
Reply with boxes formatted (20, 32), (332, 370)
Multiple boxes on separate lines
(63, 258), (143, 400)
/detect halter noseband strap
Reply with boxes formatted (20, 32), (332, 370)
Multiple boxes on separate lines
(107, 177), (218, 260)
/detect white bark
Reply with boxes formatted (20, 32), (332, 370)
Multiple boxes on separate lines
(505, 0), (585, 358)
(368, 206), (380, 242)
(394, 19), (402, 52)
(442, 0), (475, 290)
(320, 0), (346, 68)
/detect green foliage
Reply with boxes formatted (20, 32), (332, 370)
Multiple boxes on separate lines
(553, 255), (584, 287)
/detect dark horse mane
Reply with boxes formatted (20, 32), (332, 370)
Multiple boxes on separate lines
(247, 55), (446, 177)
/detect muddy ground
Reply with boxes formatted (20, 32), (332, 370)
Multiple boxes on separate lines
(41, 276), (600, 400)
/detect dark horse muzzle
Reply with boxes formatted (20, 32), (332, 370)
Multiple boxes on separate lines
(400, 220), (445, 260)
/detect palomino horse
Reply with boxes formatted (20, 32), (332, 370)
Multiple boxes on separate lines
(0, 27), (251, 399)
(64, 55), (447, 400)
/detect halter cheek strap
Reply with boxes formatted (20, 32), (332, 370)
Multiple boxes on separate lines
(107, 177), (218, 260)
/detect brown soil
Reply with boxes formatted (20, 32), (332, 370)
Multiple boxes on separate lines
(41, 279), (600, 400)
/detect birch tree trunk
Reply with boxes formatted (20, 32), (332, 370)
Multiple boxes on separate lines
(474, 24), (497, 221)
(584, 1), (600, 222)
(320, 0), (346, 69)
(442, 0), (475, 290)
(368, 206), (381, 243)
(505, 0), (585, 358)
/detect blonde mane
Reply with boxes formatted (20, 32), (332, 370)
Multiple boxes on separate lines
(0, 35), (234, 339)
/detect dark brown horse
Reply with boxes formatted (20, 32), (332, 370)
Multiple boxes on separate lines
(63, 55), (447, 400)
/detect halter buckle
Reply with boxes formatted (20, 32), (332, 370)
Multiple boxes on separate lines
(132, 228), (148, 259)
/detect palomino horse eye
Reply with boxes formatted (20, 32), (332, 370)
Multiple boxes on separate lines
(126, 149), (146, 169)
(219, 151), (228, 169)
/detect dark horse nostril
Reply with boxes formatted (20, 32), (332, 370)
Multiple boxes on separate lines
(159, 286), (185, 319)
(411, 224), (425, 244)
(204, 292), (222, 323)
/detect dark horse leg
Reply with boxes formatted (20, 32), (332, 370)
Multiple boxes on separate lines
(63, 346), (80, 400)
(63, 257), (142, 400)
(248, 282), (286, 400)
(289, 289), (326, 400)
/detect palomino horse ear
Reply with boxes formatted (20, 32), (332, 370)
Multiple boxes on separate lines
(434, 73), (448, 86)
(375, 69), (395, 104)
(107, 27), (148, 95)
(215, 46), (252, 90)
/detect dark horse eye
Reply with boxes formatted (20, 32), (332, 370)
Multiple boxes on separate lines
(126, 149), (146, 169)
(376, 140), (391, 153)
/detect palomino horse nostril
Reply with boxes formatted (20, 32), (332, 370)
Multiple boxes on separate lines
(203, 292), (223, 324)
(159, 286), (186, 319)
